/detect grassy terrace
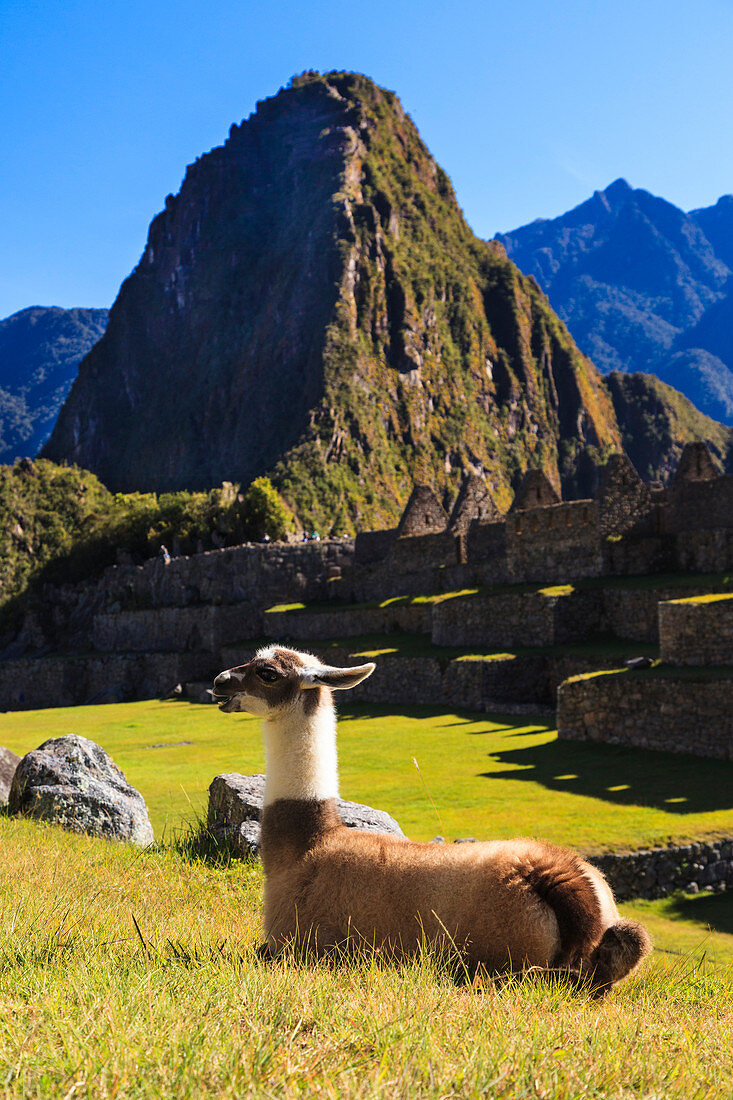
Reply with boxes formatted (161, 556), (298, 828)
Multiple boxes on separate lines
(667, 591), (733, 605)
(2, 699), (732, 854)
(267, 570), (733, 615)
(566, 664), (733, 685)
(226, 630), (658, 664)
(0, 816), (732, 1097)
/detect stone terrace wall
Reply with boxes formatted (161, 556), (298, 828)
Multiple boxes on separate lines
(353, 530), (396, 566)
(558, 670), (733, 759)
(387, 532), (461, 571)
(600, 583), (726, 644)
(664, 476), (733, 534)
(505, 501), (602, 583)
(7, 539), (354, 659)
(464, 521), (508, 583)
(0, 652), (208, 711)
(660, 595), (733, 666)
(262, 601), (433, 642)
(431, 588), (603, 648)
(91, 605), (261, 654)
(100, 539), (354, 611)
(591, 839), (733, 901)
(675, 529), (733, 573)
(602, 535), (674, 578)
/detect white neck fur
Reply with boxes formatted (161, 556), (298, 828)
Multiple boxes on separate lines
(262, 692), (339, 806)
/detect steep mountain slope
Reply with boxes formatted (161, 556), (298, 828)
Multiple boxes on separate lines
(605, 371), (732, 482)
(496, 180), (733, 424)
(43, 73), (622, 530)
(44, 73), (721, 533)
(0, 306), (108, 463)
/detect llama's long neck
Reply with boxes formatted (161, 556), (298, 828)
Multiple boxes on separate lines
(262, 689), (339, 806)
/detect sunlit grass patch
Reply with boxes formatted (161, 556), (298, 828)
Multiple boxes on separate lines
(0, 817), (731, 1099)
(2, 700), (733, 853)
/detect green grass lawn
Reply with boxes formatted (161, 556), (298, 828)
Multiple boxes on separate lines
(2, 698), (733, 1098)
(0, 817), (731, 1099)
(2, 699), (733, 854)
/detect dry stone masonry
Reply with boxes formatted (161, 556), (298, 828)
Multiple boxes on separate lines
(1, 443), (732, 720)
(659, 594), (733, 666)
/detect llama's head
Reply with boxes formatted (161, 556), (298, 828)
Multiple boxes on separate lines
(213, 645), (376, 717)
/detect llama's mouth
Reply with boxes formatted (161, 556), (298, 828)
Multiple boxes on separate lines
(216, 694), (240, 713)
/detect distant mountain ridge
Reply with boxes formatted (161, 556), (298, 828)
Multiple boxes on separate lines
(0, 306), (108, 463)
(496, 181), (733, 424)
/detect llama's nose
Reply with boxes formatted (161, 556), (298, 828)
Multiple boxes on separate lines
(214, 669), (240, 693)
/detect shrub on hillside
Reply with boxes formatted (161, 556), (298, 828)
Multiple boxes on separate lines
(0, 461), (296, 629)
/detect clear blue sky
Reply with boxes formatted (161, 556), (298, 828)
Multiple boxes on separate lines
(2, 0), (732, 318)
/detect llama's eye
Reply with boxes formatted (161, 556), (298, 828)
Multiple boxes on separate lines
(257, 668), (280, 684)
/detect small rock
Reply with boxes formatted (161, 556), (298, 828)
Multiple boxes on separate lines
(9, 735), (153, 845)
(207, 773), (403, 858)
(0, 747), (21, 806)
(625, 656), (654, 670)
(454, 837), (478, 844)
(685, 882), (699, 894)
(431, 836), (446, 844)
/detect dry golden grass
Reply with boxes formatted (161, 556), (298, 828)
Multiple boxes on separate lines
(1, 817), (731, 1099)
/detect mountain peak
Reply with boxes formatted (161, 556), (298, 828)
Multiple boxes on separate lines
(601, 178), (632, 201)
(43, 71), (623, 526)
(497, 180), (733, 425)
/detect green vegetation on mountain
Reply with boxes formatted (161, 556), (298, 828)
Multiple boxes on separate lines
(0, 460), (292, 623)
(605, 371), (733, 481)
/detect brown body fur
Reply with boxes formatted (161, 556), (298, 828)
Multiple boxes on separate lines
(260, 800), (650, 985)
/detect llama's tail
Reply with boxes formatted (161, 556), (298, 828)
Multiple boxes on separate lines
(520, 845), (653, 991)
(582, 919), (652, 995)
(520, 845), (605, 968)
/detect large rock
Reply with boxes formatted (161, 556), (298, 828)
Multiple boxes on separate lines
(9, 735), (154, 845)
(0, 747), (21, 806)
(207, 773), (403, 858)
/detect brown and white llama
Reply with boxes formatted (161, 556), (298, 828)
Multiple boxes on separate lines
(213, 645), (651, 991)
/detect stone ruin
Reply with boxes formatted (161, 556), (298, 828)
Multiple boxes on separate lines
(0, 442), (731, 714)
(342, 443), (733, 600)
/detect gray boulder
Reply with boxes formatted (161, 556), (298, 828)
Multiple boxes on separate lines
(207, 772), (403, 858)
(0, 747), (21, 806)
(9, 735), (153, 845)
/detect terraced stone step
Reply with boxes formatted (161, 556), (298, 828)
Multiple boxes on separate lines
(262, 572), (733, 650)
(558, 665), (733, 760)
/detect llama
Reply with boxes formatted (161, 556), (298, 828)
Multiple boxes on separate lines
(213, 645), (651, 991)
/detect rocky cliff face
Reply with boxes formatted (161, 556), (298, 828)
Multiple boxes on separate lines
(0, 306), (108, 463)
(45, 74), (701, 532)
(496, 180), (733, 424)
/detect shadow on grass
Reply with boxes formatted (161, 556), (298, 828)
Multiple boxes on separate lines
(667, 892), (733, 936)
(480, 739), (733, 814)
(339, 704), (552, 730)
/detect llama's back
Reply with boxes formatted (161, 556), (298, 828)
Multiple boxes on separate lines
(266, 831), (574, 967)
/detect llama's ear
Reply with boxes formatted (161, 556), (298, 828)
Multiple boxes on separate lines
(301, 662), (376, 690)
